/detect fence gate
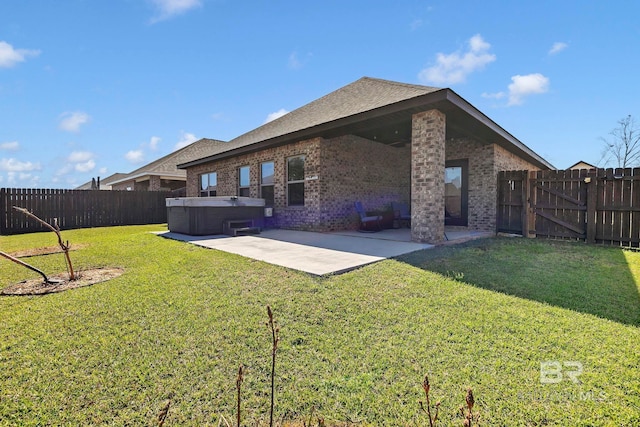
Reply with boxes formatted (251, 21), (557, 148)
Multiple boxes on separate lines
(529, 169), (588, 240)
(496, 170), (527, 234)
(497, 168), (640, 248)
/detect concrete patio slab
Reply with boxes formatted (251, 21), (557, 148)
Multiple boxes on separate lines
(156, 229), (433, 275)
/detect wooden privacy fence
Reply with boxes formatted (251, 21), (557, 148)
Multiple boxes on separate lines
(497, 168), (640, 248)
(0, 188), (171, 235)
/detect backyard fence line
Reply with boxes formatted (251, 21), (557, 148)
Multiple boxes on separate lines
(0, 188), (171, 235)
(497, 168), (640, 248)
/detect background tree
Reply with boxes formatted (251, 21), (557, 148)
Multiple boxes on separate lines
(599, 115), (640, 168)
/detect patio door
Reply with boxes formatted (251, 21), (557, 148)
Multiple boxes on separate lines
(445, 160), (468, 226)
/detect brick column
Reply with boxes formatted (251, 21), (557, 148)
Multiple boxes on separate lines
(149, 175), (162, 191)
(411, 109), (445, 243)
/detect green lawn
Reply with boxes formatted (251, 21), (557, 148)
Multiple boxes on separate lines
(1, 225), (639, 426)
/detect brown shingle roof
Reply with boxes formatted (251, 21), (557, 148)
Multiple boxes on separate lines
(178, 77), (442, 168)
(227, 77), (441, 148)
(109, 138), (229, 185)
(178, 76), (554, 170)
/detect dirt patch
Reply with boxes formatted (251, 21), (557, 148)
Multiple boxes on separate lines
(8, 244), (87, 258)
(1, 267), (124, 296)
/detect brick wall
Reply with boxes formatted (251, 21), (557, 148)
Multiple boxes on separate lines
(319, 135), (410, 230)
(446, 138), (540, 231)
(112, 179), (143, 191)
(494, 144), (539, 172)
(112, 181), (133, 191)
(111, 177), (184, 192)
(186, 138), (323, 230)
(185, 135), (409, 231)
(184, 131), (542, 234)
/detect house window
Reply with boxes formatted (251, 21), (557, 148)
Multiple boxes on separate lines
(260, 161), (275, 206)
(287, 155), (305, 206)
(238, 166), (250, 197)
(200, 172), (217, 197)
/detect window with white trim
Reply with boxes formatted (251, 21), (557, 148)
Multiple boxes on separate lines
(287, 155), (305, 206)
(260, 161), (275, 206)
(200, 172), (217, 197)
(238, 166), (250, 197)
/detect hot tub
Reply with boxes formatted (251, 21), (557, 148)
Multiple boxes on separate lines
(166, 196), (266, 235)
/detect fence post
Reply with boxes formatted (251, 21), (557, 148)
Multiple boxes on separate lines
(0, 188), (5, 235)
(586, 172), (597, 244)
(520, 170), (528, 237)
(526, 170), (536, 238)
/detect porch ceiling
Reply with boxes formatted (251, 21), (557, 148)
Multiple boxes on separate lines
(321, 91), (553, 169)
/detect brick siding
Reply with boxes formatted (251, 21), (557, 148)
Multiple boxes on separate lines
(446, 138), (539, 231)
(186, 135), (409, 231)
(411, 109), (446, 243)
(186, 138), (323, 230)
(185, 124), (541, 237)
(319, 135), (410, 230)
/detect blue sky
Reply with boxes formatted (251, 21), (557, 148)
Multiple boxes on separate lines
(1, 0), (639, 188)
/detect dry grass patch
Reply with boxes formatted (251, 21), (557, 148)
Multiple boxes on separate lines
(1, 267), (124, 295)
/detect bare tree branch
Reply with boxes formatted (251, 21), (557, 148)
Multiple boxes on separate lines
(0, 250), (52, 283)
(599, 115), (640, 168)
(12, 206), (76, 280)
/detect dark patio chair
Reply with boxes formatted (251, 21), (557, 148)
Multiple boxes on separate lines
(392, 201), (411, 227)
(354, 201), (382, 232)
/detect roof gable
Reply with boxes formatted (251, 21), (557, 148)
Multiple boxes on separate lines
(568, 160), (596, 170)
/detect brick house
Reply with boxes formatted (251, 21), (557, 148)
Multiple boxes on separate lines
(108, 138), (227, 192)
(178, 77), (553, 243)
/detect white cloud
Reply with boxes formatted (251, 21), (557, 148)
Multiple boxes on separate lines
(98, 167), (108, 174)
(54, 151), (97, 177)
(410, 18), (423, 31)
(507, 73), (550, 106)
(0, 158), (41, 172)
(59, 111), (90, 132)
(174, 131), (198, 149)
(418, 34), (496, 85)
(288, 51), (312, 70)
(0, 41), (40, 68)
(74, 159), (96, 173)
(125, 149), (145, 164)
(149, 136), (161, 150)
(549, 42), (568, 55)
(0, 141), (19, 151)
(288, 52), (302, 70)
(150, 0), (202, 23)
(67, 151), (94, 163)
(264, 108), (289, 124)
(55, 164), (72, 177)
(481, 91), (506, 100)
(11, 172), (40, 187)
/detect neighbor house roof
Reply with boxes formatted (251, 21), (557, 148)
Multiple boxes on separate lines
(75, 172), (129, 190)
(178, 77), (554, 170)
(568, 160), (596, 170)
(109, 138), (228, 186)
